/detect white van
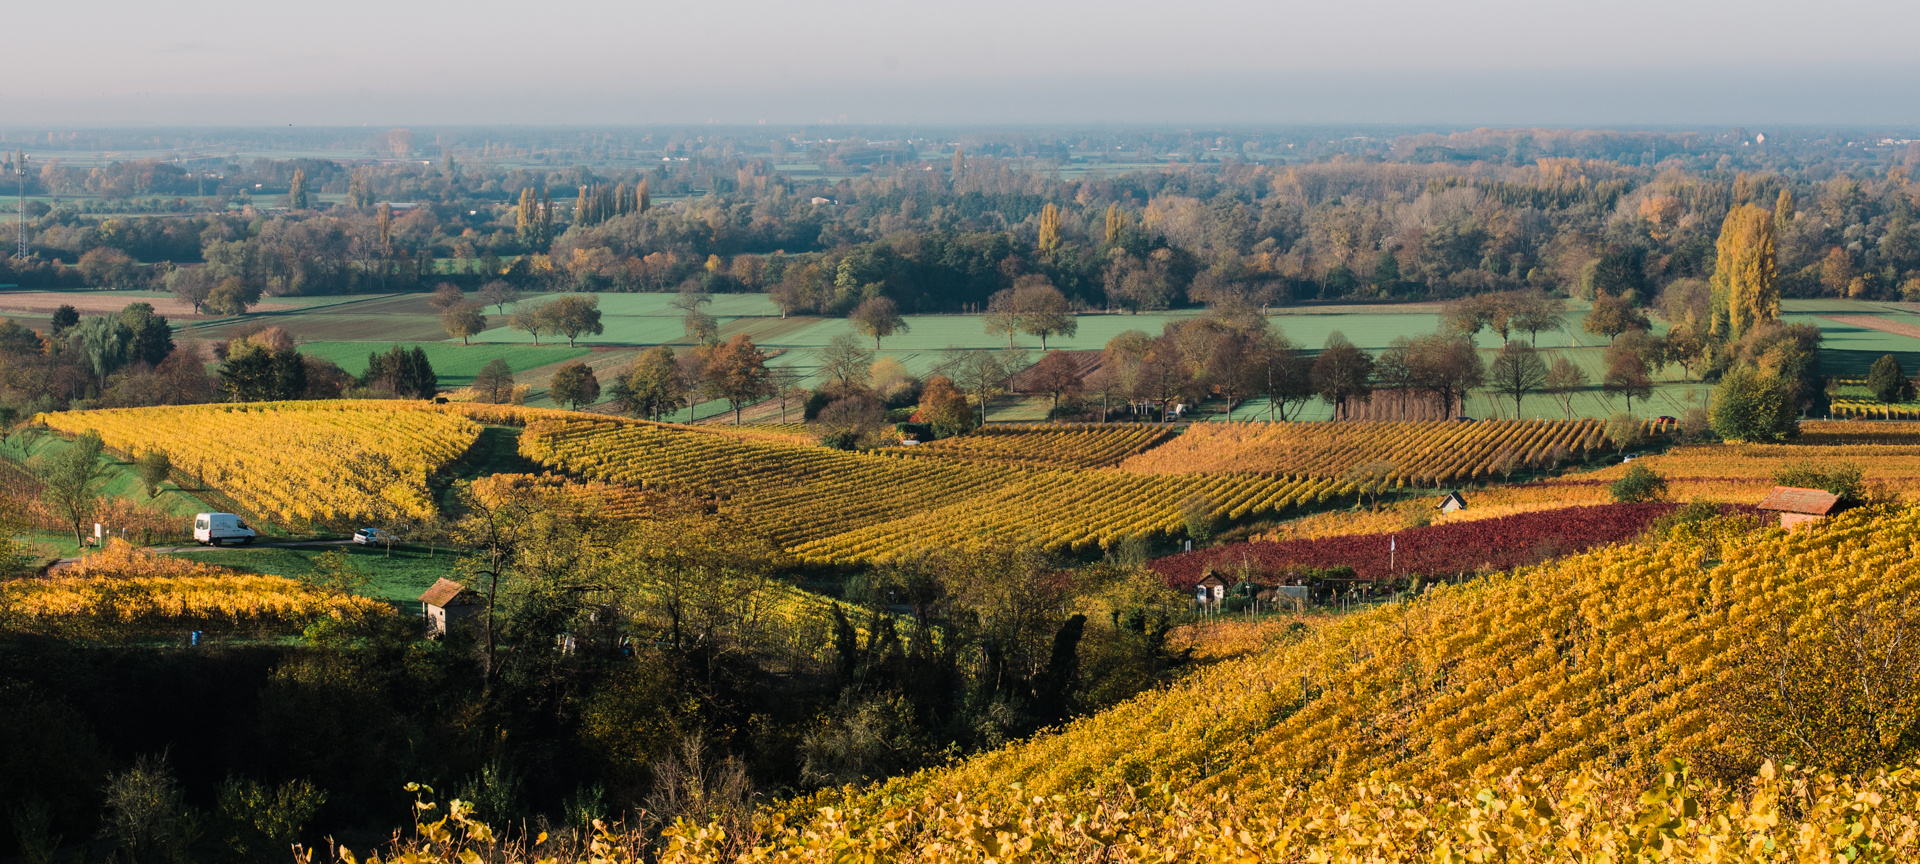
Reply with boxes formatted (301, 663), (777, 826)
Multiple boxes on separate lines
(193, 513), (257, 546)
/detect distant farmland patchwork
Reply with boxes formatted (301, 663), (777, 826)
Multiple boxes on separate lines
(6, 290), (1920, 418)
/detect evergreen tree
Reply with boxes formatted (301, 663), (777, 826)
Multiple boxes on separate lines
(119, 302), (174, 367)
(539, 189), (554, 247)
(220, 343), (305, 401)
(50, 304), (79, 335)
(407, 347), (437, 398)
(362, 346), (438, 399)
(1710, 205), (1780, 339)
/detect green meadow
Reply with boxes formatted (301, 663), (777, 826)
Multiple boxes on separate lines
(6, 287), (1918, 420)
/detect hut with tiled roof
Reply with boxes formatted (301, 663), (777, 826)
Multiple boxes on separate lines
(1756, 486), (1846, 530)
(419, 577), (481, 636)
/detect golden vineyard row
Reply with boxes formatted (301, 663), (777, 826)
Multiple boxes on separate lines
(790, 472), (1352, 564)
(1, 540), (388, 638)
(520, 418), (1375, 560)
(1120, 418), (1615, 481)
(42, 401), (481, 528)
(889, 423), (1175, 469)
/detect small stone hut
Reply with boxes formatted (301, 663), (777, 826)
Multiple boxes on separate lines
(1757, 486), (1845, 530)
(419, 577), (482, 637)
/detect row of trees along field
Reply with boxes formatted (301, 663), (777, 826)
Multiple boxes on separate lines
(0, 300), (445, 417)
(737, 201), (1819, 445)
(4, 130), (1920, 316)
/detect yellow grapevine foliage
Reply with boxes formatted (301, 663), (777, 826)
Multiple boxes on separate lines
(790, 470), (1334, 564)
(1796, 419), (1920, 445)
(660, 762), (1920, 864)
(342, 762), (1920, 863)
(718, 506), (1920, 855)
(1570, 442), (1920, 486)
(518, 417), (1330, 563)
(519, 416), (1015, 548)
(41, 401), (481, 528)
(889, 423), (1176, 470)
(468, 472), (676, 523)
(1, 539), (388, 637)
(1832, 400), (1920, 421)
(1120, 418), (1612, 482)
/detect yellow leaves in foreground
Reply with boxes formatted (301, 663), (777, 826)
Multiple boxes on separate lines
(2, 539), (389, 637)
(336, 761), (1920, 864)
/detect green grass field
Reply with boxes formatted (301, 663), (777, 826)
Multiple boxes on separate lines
(299, 341), (593, 387)
(165, 543), (459, 614)
(0, 431), (222, 520)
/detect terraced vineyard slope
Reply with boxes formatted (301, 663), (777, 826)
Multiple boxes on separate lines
(519, 416), (1332, 562)
(657, 505), (1920, 860)
(1120, 418), (1614, 482)
(890, 423), (1174, 469)
(42, 401), (481, 528)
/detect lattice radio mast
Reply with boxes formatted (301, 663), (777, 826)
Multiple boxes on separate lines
(11, 151), (25, 259)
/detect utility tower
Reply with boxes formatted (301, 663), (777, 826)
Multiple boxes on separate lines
(11, 151), (25, 259)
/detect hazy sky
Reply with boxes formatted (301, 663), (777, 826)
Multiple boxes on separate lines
(7, 0), (1919, 126)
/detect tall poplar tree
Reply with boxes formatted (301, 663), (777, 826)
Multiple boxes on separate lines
(1037, 203), (1062, 253)
(636, 179), (650, 213)
(1710, 205), (1779, 340)
(1104, 203), (1124, 246)
(288, 168), (308, 209)
(539, 189), (554, 247)
(516, 188), (536, 245)
(576, 185), (590, 225)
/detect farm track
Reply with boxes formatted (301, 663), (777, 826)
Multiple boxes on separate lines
(1821, 313), (1920, 341)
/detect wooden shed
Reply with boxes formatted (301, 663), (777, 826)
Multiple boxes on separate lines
(1757, 486), (1845, 530)
(1193, 573), (1230, 606)
(1437, 491), (1468, 514)
(419, 577), (482, 637)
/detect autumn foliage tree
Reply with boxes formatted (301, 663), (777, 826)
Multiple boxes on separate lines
(1025, 351), (1084, 418)
(914, 375), (977, 438)
(700, 334), (773, 424)
(1711, 205), (1780, 339)
(549, 361), (600, 409)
